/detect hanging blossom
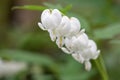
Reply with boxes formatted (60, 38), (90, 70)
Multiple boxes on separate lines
(38, 9), (100, 71)
(61, 34), (100, 70)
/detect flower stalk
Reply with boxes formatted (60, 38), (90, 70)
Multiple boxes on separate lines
(94, 54), (109, 80)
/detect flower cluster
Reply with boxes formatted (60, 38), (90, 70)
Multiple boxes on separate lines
(38, 9), (100, 71)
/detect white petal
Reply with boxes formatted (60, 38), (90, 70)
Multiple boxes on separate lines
(77, 33), (89, 48)
(85, 61), (91, 71)
(41, 9), (59, 29)
(70, 37), (80, 51)
(52, 9), (62, 25)
(38, 22), (46, 30)
(71, 17), (81, 28)
(88, 40), (97, 52)
(64, 37), (72, 50)
(41, 9), (50, 20)
(42, 15), (57, 29)
(78, 33), (88, 40)
(48, 30), (56, 41)
(56, 16), (71, 36)
(81, 49), (92, 60)
(45, 9), (62, 29)
(69, 17), (81, 35)
(61, 47), (70, 54)
(70, 33), (89, 51)
(88, 40), (100, 59)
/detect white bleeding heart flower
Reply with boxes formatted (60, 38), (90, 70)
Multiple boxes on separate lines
(82, 40), (100, 60)
(61, 33), (100, 71)
(75, 40), (100, 61)
(72, 40), (100, 71)
(38, 9), (62, 30)
(61, 33), (88, 54)
(62, 33), (89, 53)
(38, 9), (62, 41)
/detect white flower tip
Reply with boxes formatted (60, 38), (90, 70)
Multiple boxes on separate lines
(56, 42), (61, 48)
(61, 47), (70, 54)
(97, 50), (100, 56)
(77, 29), (85, 36)
(48, 30), (56, 42)
(79, 29), (85, 34)
(49, 34), (56, 42)
(93, 50), (100, 59)
(38, 22), (46, 30)
(85, 61), (91, 71)
(97, 50), (100, 54)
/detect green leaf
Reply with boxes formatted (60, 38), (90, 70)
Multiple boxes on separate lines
(12, 5), (46, 11)
(0, 50), (56, 68)
(94, 23), (120, 40)
(61, 4), (72, 13)
(43, 3), (72, 13)
(43, 3), (63, 10)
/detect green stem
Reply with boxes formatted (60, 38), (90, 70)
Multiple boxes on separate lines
(94, 54), (109, 80)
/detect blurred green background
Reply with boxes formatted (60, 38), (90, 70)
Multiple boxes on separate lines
(0, 0), (120, 80)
